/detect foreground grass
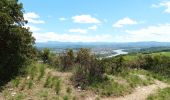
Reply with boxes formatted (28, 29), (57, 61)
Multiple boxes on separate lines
(147, 87), (170, 100)
(90, 69), (154, 97)
(1, 62), (169, 99)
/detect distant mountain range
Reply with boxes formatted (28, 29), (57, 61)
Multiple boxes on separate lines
(35, 41), (170, 49)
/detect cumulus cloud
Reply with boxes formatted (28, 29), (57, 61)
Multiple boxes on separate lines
(152, 1), (170, 13)
(68, 28), (87, 34)
(24, 25), (41, 32)
(72, 15), (101, 24)
(124, 24), (170, 42)
(33, 23), (170, 43)
(33, 32), (113, 42)
(88, 25), (98, 30)
(24, 12), (45, 24)
(113, 17), (137, 28)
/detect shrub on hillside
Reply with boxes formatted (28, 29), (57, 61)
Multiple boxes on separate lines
(73, 48), (104, 89)
(127, 54), (170, 77)
(101, 56), (125, 75)
(59, 49), (74, 71)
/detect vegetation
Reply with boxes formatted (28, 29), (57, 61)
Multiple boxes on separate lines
(1, 1), (170, 99)
(0, 0), (35, 85)
(73, 48), (105, 89)
(147, 87), (170, 100)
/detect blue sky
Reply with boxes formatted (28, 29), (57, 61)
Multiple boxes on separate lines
(21, 0), (170, 42)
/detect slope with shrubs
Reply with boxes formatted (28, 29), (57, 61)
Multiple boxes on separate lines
(1, 48), (170, 100)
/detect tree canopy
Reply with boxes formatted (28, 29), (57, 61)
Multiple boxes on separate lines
(0, 0), (35, 85)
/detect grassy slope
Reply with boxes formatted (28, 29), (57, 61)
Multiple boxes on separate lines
(147, 87), (170, 100)
(1, 51), (170, 100)
(0, 63), (157, 100)
(124, 51), (170, 61)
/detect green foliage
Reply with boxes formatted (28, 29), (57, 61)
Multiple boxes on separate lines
(38, 64), (45, 80)
(25, 63), (38, 80)
(59, 49), (74, 71)
(0, 0), (35, 85)
(44, 76), (53, 88)
(41, 48), (50, 63)
(101, 56), (125, 75)
(27, 80), (33, 89)
(73, 49), (104, 89)
(15, 93), (25, 100)
(44, 76), (61, 94)
(11, 77), (20, 87)
(128, 54), (170, 78)
(147, 87), (170, 100)
(76, 48), (91, 66)
(91, 79), (131, 96)
(125, 74), (150, 87)
(54, 79), (61, 95)
(63, 95), (69, 100)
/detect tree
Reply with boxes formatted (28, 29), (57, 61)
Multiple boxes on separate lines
(41, 48), (50, 63)
(59, 49), (74, 71)
(0, 0), (35, 85)
(73, 48), (104, 89)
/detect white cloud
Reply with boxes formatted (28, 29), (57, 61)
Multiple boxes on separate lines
(152, 1), (170, 13)
(113, 17), (137, 28)
(24, 12), (45, 24)
(59, 17), (67, 21)
(24, 25), (41, 32)
(33, 24), (170, 43)
(124, 24), (170, 42)
(72, 15), (101, 24)
(33, 32), (113, 42)
(69, 28), (87, 34)
(88, 25), (98, 30)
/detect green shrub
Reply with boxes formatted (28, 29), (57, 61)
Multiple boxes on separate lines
(73, 49), (104, 89)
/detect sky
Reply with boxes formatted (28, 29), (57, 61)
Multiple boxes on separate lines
(20, 0), (170, 42)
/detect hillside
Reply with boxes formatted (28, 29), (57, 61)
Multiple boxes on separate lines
(1, 50), (170, 100)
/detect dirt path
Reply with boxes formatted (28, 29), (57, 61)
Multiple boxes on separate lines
(102, 80), (169, 100)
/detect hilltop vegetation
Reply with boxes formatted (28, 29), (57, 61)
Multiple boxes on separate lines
(0, 0), (35, 86)
(1, 47), (170, 99)
(1, 0), (170, 100)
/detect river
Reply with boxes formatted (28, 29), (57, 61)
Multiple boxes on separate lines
(101, 49), (128, 59)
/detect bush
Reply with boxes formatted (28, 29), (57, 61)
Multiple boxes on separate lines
(0, 0), (35, 85)
(59, 49), (74, 71)
(128, 54), (170, 77)
(101, 56), (125, 75)
(73, 48), (104, 89)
